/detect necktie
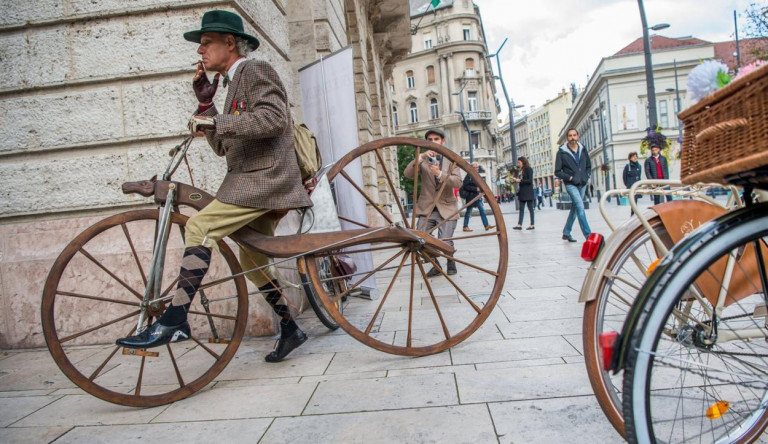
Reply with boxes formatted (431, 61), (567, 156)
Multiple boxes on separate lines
(222, 73), (230, 88)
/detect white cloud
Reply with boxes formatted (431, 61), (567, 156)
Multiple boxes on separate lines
(477, 0), (754, 116)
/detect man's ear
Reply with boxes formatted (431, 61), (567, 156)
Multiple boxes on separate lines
(225, 34), (236, 50)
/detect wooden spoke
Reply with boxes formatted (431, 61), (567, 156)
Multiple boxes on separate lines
(411, 147), (422, 229)
(419, 160), (457, 224)
(431, 251), (499, 276)
(60, 310), (141, 343)
(57, 290), (141, 307)
(79, 248), (144, 301)
(340, 169), (394, 225)
(338, 215), (371, 229)
(427, 193), (482, 236)
(407, 252), (416, 348)
(121, 222), (147, 287)
(420, 253), (482, 313)
(329, 248), (408, 303)
(134, 356), (146, 396)
(444, 231), (500, 242)
(416, 253), (451, 340)
(364, 253), (410, 335)
(186, 310), (236, 321)
(374, 148), (410, 228)
(190, 336), (221, 360)
(166, 344), (185, 388)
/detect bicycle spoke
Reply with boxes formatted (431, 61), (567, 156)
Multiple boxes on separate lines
(57, 290), (141, 307)
(444, 231), (499, 242)
(121, 222), (147, 287)
(190, 336), (221, 360)
(420, 252), (481, 313)
(410, 147), (422, 229)
(364, 253), (409, 335)
(416, 256), (450, 340)
(431, 251), (498, 277)
(186, 310), (236, 321)
(60, 310), (141, 343)
(339, 170), (393, 225)
(374, 148), (410, 228)
(79, 248), (144, 301)
(427, 193), (481, 236)
(89, 337), (128, 381)
(407, 252), (416, 347)
(166, 344), (185, 388)
(329, 248), (407, 304)
(134, 356), (146, 396)
(338, 215), (370, 229)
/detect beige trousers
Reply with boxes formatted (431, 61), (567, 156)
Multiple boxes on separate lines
(185, 199), (284, 287)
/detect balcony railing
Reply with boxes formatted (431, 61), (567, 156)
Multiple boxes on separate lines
(465, 110), (492, 122)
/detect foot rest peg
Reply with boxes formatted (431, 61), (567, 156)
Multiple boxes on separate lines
(121, 348), (160, 358)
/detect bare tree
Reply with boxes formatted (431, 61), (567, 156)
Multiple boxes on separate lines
(743, 2), (768, 38)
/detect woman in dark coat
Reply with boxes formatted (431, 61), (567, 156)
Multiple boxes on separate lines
(512, 156), (535, 230)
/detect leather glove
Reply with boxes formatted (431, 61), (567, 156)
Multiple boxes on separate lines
(193, 72), (220, 104)
(188, 115), (216, 134)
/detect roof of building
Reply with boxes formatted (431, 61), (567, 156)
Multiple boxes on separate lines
(409, 0), (455, 17)
(614, 35), (710, 55)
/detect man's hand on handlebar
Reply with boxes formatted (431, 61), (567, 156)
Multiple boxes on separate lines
(189, 115), (215, 136)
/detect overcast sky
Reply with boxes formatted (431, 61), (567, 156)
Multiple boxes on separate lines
(476, 0), (757, 117)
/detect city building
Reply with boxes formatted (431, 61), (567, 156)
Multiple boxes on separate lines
(0, 0), (411, 348)
(390, 0), (502, 195)
(560, 35), (768, 199)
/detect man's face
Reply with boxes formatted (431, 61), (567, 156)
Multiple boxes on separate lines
(651, 146), (661, 156)
(567, 130), (579, 144)
(426, 133), (445, 146)
(197, 32), (234, 72)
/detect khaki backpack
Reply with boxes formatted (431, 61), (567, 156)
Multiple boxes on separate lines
(293, 123), (322, 181)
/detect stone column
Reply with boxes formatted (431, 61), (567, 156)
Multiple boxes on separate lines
(439, 55), (450, 113)
(446, 53), (455, 112)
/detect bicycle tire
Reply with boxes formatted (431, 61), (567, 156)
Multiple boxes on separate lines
(583, 213), (673, 438)
(299, 257), (340, 330)
(41, 209), (249, 407)
(623, 202), (768, 443)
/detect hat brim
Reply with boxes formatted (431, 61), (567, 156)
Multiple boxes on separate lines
(184, 28), (260, 51)
(424, 129), (446, 139)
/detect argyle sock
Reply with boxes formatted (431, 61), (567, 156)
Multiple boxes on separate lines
(259, 281), (298, 337)
(158, 246), (211, 326)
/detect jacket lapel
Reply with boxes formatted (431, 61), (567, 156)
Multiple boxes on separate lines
(224, 61), (248, 114)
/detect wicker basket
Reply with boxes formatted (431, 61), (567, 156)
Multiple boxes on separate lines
(678, 63), (768, 186)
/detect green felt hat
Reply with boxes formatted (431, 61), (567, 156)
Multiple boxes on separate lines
(184, 10), (260, 51)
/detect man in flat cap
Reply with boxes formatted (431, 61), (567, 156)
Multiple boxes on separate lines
(117, 10), (312, 363)
(403, 128), (462, 277)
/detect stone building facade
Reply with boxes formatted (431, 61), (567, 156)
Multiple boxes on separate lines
(390, 0), (501, 195)
(0, 0), (410, 348)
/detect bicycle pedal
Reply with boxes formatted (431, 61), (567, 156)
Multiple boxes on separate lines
(208, 338), (230, 344)
(121, 348), (160, 358)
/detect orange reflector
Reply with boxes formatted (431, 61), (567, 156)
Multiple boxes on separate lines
(599, 331), (619, 371)
(706, 401), (730, 419)
(647, 258), (662, 274)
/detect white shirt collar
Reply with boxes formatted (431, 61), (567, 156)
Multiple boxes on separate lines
(226, 57), (247, 84)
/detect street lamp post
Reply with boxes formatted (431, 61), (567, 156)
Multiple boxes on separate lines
(665, 59), (683, 142)
(452, 82), (474, 163)
(592, 105), (609, 201)
(637, 0), (669, 129)
(487, 38), (522, 166)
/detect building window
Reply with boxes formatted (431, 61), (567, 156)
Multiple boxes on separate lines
(409, 102), (418, 123)
(468, 92), (478, 111)
(659, 100), (669, 128)
(465, 58), (474, 77)
(388, 78), (394, 93)
(424, 38), (432, 49)
(470, 131), (479, 151)
(406, 70), (415, 89)
(392, 106), (398, 127)
(426, 65), (435, 84)
(463, 27), (471, 40)
(429, 98), (439, 119)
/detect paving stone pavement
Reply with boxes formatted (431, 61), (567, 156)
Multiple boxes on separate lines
(1, 198), (649, 443)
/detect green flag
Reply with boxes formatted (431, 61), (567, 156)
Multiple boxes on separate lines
(430, 0), (441, 7)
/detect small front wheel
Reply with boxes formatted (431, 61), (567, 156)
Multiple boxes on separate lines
(41, 209), (248, 407)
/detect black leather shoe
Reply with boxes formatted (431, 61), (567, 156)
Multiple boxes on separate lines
(562, 234), (577, 243)
(116, 321), (190, 349)
(265, 329), (308, 362)
(426, 266), (442, 277)
(446, 261), (457, 275)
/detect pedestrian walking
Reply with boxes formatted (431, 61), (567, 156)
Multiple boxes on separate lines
(555, 128), (592, 242)
(623, 151), (643, 214)
(460, 162), (495, 232)
(535, 180), (545, 210)
(512, 156), (535, 230)
(642, 131), (672, 204)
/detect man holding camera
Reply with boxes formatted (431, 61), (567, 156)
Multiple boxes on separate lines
(403, 128), (462, 277)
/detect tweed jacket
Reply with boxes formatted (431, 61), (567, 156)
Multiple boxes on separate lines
(403, 154), (462, 220)
(200, 59), (312, 210)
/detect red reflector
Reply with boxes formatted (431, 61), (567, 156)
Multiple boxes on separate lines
(599, 331), (619, 371)
(581, 233), (604, 261)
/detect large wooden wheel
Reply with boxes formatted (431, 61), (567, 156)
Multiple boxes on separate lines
(302, 137), (508, 356)
(41, 209), (248, 407)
